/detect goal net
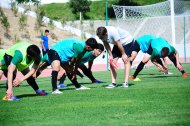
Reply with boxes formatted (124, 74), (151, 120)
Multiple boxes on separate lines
(113, 0), (190, 45)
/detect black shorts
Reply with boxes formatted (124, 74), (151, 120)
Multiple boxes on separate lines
(4, 53), (13, 67)
(48, 49), (61, 63)
(112, 40), (135, 58)
(131, 40), (140, 53)
(146, 44), (153, 55)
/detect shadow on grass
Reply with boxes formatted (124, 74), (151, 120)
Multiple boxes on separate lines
(101, 83), (135, 88)
(59, 88), (76, 91)
(143, 75), (179, 78)
(16, 94), (37, 98)
(0, 86), (6, 88)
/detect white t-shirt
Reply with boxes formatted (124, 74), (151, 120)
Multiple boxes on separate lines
(105, 26), (133, 46)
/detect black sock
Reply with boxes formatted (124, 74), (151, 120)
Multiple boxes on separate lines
(133, 61), (145, 78)
(77, 70), (84, 78)
(26, 76), (39, 91)
(67, 72), (81, 88)
(59, 73), (66, 84)
(180, 70), (185, 74)
(80, 66), (96, 82)
(52, 71), (58, 91)
(112, 83), (116, 85)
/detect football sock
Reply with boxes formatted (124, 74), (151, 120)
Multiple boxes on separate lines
(27, 76), (39, 91)
(52, 71), (58, 91)
(59, 73), (66, 84)
(133, 61), (145, 78)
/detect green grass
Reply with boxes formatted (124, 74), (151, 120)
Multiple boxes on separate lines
(41, 0), (166, 21)
(0, 64), (190, 125)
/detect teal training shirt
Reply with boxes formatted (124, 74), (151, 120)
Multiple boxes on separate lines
(51, 38), (85, 63)
(80, 51), (96, 65)
(136, 35), (157, 53)
(151, 38), (175, 59)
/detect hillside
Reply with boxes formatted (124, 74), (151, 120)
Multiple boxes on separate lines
(0, 8), (78, 49)
(41, 0), (166, 21)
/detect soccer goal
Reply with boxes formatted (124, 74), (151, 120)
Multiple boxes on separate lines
(112, 0), (190, 63)
(112, 0), (190, 48)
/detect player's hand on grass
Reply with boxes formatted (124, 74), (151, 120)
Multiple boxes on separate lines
(13, 78), (22, 87)
(121, 54), (129, 64)
(163, 67), (168, 74)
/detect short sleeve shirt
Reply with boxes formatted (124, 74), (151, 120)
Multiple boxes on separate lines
(105, 26), (133, 46)
(41, 35), (49, 49)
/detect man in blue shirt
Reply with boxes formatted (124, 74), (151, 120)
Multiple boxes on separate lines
(41, 29), (49, 56)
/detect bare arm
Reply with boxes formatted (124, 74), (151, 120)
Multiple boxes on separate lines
(151, 60), (167, 73)
(116, 41), (128, 63)
(70, 57), (82, 80)
(103, 42), (113, 59)
(162, 57), (168, 70)
(41, 40), (46, 51)
(13, 64), (38, 86)
(116, 41), (125, 55)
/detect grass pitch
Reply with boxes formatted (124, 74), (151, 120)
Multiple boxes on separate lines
(0, 64), (190, 126)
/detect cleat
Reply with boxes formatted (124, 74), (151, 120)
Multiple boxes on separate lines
(57, 83), (68, 89)
(122, 82), (129, 88)
(182, 73), (188, 78)
(76, 85), (90, 90)
(129, 75), (135, 80)
(105, 83), (116, 89)
(92, 80), (104, 84)
(36, 90), (48, 96)
(52, 89), (63, 94)
(134, 77), (141, 81)
(3, 96), (20, 101)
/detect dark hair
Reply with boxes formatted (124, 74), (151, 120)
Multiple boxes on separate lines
(27, 45), (41, 60)
(45, 29), (49, 33)
(85, 38), (98, 49)
(96, 27), (107, 37)
(162, 47), (169, 56)
(97, 43), (104, 52)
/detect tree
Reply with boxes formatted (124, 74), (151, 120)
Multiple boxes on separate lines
(69, 0), (91, 23)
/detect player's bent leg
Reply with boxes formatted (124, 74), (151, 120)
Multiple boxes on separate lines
(21, 68), (48, 96)
(130, 53), (150, 80)
(106, 58), (118, 89)
(130, 51), (138, 62)
(79, 65), (103, 84)
(35, 62), (49, 78)
(51, 60), (63, 94)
